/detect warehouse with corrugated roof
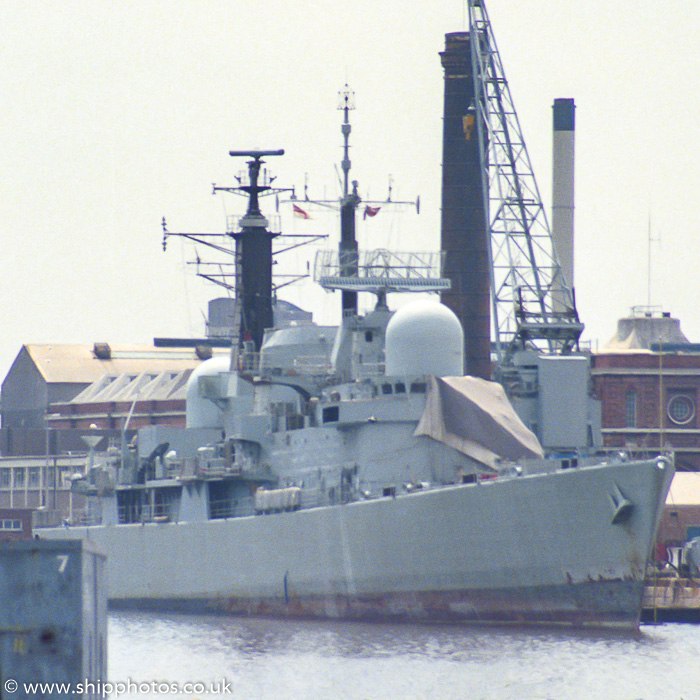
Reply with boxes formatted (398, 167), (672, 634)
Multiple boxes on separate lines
(0, 342), (227, 455)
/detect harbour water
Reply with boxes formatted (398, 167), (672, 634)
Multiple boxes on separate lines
(109, 612), (700, 699)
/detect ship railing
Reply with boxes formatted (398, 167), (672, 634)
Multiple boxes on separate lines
(598, 447), (675, 463)
(289, 355), (335, 375)
(193, 453), (246, 479)
(237, 352), (260, 374)
(117, 505), (131, 523)
(299, 488), (328, 510)
(508, 447), (677, 478)
(209, 496), (255, 520)
(297, 485), (360, 509)
(69, 505), (103, 527)
(240, 353), (335, 378)
(354, 361), (385, 379)
(227, 213), (281, 235)
(552, 446), (676, 464)
(194, 457), (228, 478)
(116, 498), (258, 524)
(234, 497), (256, 517)
(165, 459), (184, 478)
(313, 249), (449, 293)
(236, 483), (371, 514)
(208, 498), (234, 519)
(179, 458), (197, 479)
(116, 501), (172, 525)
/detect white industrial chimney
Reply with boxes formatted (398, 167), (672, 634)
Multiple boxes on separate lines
(552, 98), (575, 294)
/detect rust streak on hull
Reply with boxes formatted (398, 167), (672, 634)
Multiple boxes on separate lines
(111, 580), (645, 630)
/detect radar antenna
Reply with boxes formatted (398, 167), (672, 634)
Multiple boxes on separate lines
(300, 84), (421, 315)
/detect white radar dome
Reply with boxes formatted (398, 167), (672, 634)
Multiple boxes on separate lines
(185, 355), (231, 429)
(385, 300), (464, 377)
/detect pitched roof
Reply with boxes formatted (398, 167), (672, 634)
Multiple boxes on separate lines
(22, 344), (228, 385)
(603, 313), (690, 351)
(71, 369), (192, 403)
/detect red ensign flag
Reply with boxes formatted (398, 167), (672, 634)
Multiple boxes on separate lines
(293, 204), (311, 219)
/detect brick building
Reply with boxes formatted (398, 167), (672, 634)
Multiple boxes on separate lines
(0, 342), (226, 526)
(0, 508), (33, 541)
(0, 342), (217, 455)
(592, 308), (700, 471)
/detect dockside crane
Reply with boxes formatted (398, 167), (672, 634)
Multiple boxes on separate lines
(465, 0), (602, 452)
(468, 0), (584, 365)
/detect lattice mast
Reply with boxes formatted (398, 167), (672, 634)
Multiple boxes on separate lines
(468, 0), (583, 362)
(163, 150), (291, 359)
(338, 85), (361, 317)
(302, 84), (421, 313)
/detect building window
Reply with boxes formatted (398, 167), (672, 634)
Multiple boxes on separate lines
(0, 469), (10, 489)
(28, 468), (40, 488)
(59, 467), (73, 489)
(667, 395), (695, 425)
(0, 519), (22, 531)
(13, 469), (25, 488)
(625, 390), (636, 428)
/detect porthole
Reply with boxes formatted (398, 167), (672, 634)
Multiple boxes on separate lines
(667, 395), (695, 425)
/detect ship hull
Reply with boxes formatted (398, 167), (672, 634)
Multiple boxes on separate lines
(42, 457), (673, 629)
(109, 580), (645, 629)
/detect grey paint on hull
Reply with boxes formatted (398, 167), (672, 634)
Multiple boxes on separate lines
(43, 457), (672, 630)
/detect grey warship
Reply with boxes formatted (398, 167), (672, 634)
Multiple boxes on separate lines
(40, 2), (673, 629)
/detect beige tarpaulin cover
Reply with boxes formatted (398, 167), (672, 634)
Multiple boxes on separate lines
(414, 375), (544, 469)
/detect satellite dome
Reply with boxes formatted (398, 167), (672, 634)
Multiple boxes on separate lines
(385, 300), (464, 377)
(185, 355), (230, 429)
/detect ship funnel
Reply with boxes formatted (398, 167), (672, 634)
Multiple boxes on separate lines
(439, 32), (491, 380)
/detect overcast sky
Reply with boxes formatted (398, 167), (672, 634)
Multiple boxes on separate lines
(1, 1), (697, 379)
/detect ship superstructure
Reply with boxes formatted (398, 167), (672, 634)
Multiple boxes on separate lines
(39, 1), (674, 629)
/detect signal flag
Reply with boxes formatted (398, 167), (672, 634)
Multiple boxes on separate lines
(293, 204), (311, 219)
